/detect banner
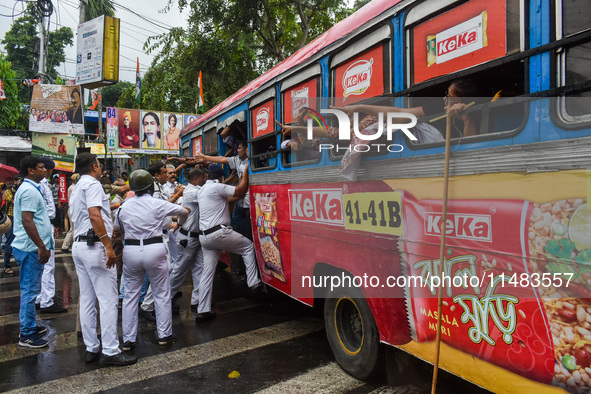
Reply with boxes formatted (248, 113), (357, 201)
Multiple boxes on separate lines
(140, 110), (162, 150)
(29, 85), (84, 134)
(334, 45), (384, 104)
(106, 107), (118, 152)
(31, 133), (77, 172)
(251, 99), (274, 139)
(58, 173), (67, 203)
(162, 112), (183, 152)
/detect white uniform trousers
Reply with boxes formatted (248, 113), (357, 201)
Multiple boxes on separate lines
(168, 230), (178, 271)
(36, 227), (55, 308)
(72, 242), (120, 356)
(123, 243), (172, 342)
(169, 235), (203, 305)
(198, 226), (261, 314)
(141, 232), (173, 312)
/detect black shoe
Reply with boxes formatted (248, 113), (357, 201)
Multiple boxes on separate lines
(122, 341), (136, 351)
(195, 312), (216, 323)
(190, 304), (198, 312)
(101, 352), (137, 366)
(36, 325), (48, 336)
(86, 351), (100, 363)
(138, 308), (156, 322)
(250, 282), (265, 294)
(40, 304), (68, 314)
(158, 334), (177, 346)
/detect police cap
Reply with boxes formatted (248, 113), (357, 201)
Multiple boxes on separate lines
(129, 169), (153, 192)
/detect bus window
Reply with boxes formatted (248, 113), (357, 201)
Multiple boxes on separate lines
(250, 97), (278, 170)
(220, 120), (247, 157)
(555, 1), (591, 125)
(327, 28), (392, 161)
(406, 62), (526, 145)
(280, 75), (321, 166)
(181, 140), (190, 157)
(203, 128), (218, 156)
(562, 0), (591, 37)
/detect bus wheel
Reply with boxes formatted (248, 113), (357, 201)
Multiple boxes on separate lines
(324, 288), (381, 380)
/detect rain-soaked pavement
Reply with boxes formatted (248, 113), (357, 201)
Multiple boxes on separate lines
(0, 249), (489, 393)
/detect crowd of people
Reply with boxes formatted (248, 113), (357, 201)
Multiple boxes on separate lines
(7, 143), (263, 367)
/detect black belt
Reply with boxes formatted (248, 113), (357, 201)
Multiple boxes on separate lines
(75, 235), (100, 242)
(201, 224), (224, 236)
(180, 228), (200, 238)
(124, 237), (163, 246)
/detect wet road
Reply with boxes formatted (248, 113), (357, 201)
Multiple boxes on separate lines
(0, 251), (489, 393)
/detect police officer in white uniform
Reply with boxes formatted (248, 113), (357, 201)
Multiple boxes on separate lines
(36, 157), (67, 313)
(196, 164), (262, 322)
(116, 169), (189, 351)
(70, 153), (136, 366)
(168, 167), (207, 310)
(139, 162), (183, 320)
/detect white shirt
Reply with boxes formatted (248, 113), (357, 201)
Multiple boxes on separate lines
(227, 155), (249, 208)
(116, 194), (184, 240)
(153, 181), (174, 228)
(179, 183), (201, 232)
(70, 175), (113, 238)
(198, 180), (235, 230)
(40, 178), (56, 219)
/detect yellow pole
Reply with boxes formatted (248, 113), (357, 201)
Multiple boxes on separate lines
(431, 113), (453, 394)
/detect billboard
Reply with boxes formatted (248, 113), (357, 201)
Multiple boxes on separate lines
(31, 133), (77, 172)
(251, 99), (274, 139)
(334, 44), (384, 105)
(140, 110), (162, 150)
(76, 15), (120, 88)
(29, 85), (84, 134)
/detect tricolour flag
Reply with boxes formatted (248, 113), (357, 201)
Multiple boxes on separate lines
(89, 90), (101, 110)
(135, 57), (142, 107)
(197, 71), (204, 113)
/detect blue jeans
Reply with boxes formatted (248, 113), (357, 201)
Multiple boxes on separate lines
(4, 222), (14, 269)
(13, 248), (44, 336)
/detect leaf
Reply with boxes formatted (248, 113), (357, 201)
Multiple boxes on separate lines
(545, 239), (576, 262)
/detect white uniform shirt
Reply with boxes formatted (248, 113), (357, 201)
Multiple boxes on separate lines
(198, 180), (235, 230)
(227, 155), (249, 208)
(116, 194), (185, 240)
(179, 183), (201, 232)
(153, 181), (174, 228)
(70, 175), (113, 238)
(40, 177), (56, 219)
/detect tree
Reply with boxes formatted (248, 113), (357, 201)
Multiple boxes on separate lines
(1, 3), (73, 103)
(101, 81), (134, 108)
(85, 0), (115, 21)
(142, 0), (355, 112)
(0, 55), (28, 130)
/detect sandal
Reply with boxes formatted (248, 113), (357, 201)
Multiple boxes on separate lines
(4, 268), (14, 274)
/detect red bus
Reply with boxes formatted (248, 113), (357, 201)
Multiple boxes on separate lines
(181, 0), (591, 392)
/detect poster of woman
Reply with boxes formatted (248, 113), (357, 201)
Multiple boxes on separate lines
(163, 113), (183, 151)
(118, 109), (140, 149)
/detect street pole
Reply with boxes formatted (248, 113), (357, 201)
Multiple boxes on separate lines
(78, 0), (87, 148)
(38, 17), (46, 83)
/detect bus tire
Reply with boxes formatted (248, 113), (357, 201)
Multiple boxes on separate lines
(324, 287), (381, 380)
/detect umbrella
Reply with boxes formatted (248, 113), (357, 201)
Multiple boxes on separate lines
(0, 163), (19, 182)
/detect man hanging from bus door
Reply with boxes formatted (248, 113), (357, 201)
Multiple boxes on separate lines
(194, 140), (252, 279)
(195, 163), (263, 323)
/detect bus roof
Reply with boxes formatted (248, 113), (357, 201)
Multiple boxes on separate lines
(181, 0), (403, 136)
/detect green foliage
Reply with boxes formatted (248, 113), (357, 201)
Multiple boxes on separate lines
(85, 0), (116, 20)
(143, 0), (356, 111)
(0, 55), (27, 130)
(1, 3), (73, 103)
(101, 81), (134, 108)
(116, 84), (139, 109)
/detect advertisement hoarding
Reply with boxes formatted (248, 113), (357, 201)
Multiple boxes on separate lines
(29, 85), (84, 134)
